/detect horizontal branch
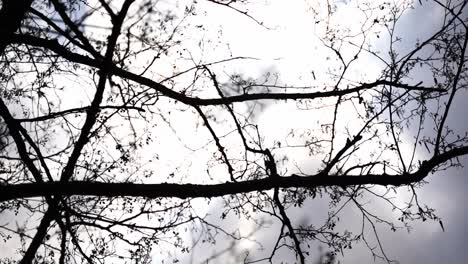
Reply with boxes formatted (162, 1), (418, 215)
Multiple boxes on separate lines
(1, 146), (466, 202)
(16, 105), (144, 122)
(8, 34), (445, 107)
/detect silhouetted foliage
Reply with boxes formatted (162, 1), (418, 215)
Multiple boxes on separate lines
(0, 0), (467, 263)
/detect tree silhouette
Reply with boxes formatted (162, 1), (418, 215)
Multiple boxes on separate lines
(0, 0), (466, 263)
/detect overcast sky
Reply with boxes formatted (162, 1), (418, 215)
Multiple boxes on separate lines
(0, 0), (466, 263)
(178, 0), (468, 263)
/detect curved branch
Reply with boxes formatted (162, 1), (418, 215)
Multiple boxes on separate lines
(8, 34), (445, 107)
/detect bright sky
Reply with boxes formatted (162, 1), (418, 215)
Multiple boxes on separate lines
(175, 1), (467, 263)
(1, 0), (466, 263)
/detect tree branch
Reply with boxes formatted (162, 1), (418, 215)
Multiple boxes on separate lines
(1, 146), (466, 202)
(0, 0), (33, 51)
(16, 105), (145, 122)
(8, 34), (446, 107)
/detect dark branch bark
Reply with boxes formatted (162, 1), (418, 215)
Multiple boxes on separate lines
(16, 105), (145, 122)
(19, 209), (56, 264)
(7, 34), (445, 107)
(274, 187), (305, 263)
(0, 84), (44, 184)
(59, 0), (134, 182)
(434, 29), (468, 154)
(0, 0), (33, 51)
(2, 146), (466, 202)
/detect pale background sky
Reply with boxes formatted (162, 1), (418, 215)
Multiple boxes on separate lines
(176, 0), (468, 263)
(0, 0), (466, 263)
